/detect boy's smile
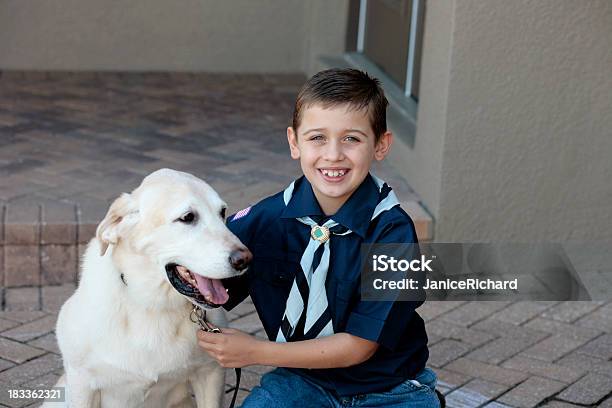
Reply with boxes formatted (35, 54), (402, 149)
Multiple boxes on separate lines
(287, 104), (392, 215)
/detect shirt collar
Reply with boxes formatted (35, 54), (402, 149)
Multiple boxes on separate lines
(280, 176), (324, 219)
(281, 174), (382, 238)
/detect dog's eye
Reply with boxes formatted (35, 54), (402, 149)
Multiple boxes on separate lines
(178, 212), (196, 224)
(220, 208), (227, 220)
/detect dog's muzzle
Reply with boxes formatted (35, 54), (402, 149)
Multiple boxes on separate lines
(165, 263), (225, 309)
(164, 249), (251, 309)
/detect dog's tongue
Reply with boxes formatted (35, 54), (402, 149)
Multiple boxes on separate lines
(193, 274), (229, 305)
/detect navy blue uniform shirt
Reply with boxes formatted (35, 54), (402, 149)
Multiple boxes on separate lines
(222, 174), (429, 397)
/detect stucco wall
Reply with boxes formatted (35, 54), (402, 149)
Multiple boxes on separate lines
(0, 0), (348, 73)
(420, 0), (612, 241)
(388, 0), (455, 222)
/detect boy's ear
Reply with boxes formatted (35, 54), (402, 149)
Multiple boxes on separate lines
(374, 131), (393, 161)
(287, 127), (301, 160)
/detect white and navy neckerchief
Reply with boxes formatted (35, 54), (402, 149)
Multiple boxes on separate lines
(276, 175), (400, 342)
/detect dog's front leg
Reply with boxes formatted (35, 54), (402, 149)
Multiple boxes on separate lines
(100, 387), (145, 408)
(190, 361), (226, 408)
(65, 369), (100, 408)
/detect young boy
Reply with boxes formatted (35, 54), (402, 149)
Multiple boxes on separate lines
(198, 68), (440, 408)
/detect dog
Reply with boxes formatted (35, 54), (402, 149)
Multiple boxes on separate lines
(42, 169), (252, 408)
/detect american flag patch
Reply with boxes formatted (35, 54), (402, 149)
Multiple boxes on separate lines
(231, 206), (252, 222)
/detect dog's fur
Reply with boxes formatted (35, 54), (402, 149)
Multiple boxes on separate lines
(42, 169), (248, 408)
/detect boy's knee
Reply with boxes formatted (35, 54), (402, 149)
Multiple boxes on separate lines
(239, 368), (332, 408)
(239, 385), (280, 408)
(239, 369), (295, 408)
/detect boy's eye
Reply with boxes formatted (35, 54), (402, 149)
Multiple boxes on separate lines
(309, 134), (325, 141)
(344, 135), (360, 142)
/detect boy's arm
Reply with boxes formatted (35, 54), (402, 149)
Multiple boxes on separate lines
(198, 329), (379, 369)
(257, 332), (378, 369)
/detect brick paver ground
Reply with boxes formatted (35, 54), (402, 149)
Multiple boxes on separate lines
(0, 72), (611, 407)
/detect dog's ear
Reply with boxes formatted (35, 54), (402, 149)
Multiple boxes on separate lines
(96, 193), (138, 256)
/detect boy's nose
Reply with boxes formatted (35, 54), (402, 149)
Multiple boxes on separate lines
(323, 141), (344, 161)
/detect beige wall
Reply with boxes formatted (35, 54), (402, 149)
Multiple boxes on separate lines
(407, 0), (612, 241)
(0, 0), (348, 73)
(387, 0), (454, 224)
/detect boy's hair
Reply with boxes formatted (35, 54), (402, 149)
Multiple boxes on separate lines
(292, 68), (389, 142)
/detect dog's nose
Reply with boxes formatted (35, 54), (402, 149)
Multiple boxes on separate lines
(229, 247), (252, 271)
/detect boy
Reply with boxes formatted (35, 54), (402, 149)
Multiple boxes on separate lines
(198, 68), (440, 407)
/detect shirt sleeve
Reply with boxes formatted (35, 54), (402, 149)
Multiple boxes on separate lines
(343, 210), (425, 351)
(227, 206), (257, 248)
(222, 206), (257, 312)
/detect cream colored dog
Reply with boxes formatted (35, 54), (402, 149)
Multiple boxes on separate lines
(42, 169), (251, 408)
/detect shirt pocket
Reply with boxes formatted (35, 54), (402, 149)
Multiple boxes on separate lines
(248, 251), (301, 333)
(251, 249), (300, 288)
(330, 278), (357, 330)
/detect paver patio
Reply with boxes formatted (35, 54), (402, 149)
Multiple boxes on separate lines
(0, 72), (610, 407)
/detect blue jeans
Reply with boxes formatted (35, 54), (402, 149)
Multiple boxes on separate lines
(240, 367), (441, 408)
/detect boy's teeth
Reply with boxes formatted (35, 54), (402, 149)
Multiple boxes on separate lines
(322, 169), (346, 177)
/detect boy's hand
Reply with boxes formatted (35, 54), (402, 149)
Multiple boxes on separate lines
(197, 328), (263, 368)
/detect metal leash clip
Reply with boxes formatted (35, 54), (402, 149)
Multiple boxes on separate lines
(190, 306), (222, 333)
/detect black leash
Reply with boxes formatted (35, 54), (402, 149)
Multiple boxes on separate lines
(228, 368), (241, 408)
(436, 389), (446, 407)
(191, 307), (241, 408)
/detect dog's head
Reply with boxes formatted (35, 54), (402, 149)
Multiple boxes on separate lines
(96, 168), (251, 309)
